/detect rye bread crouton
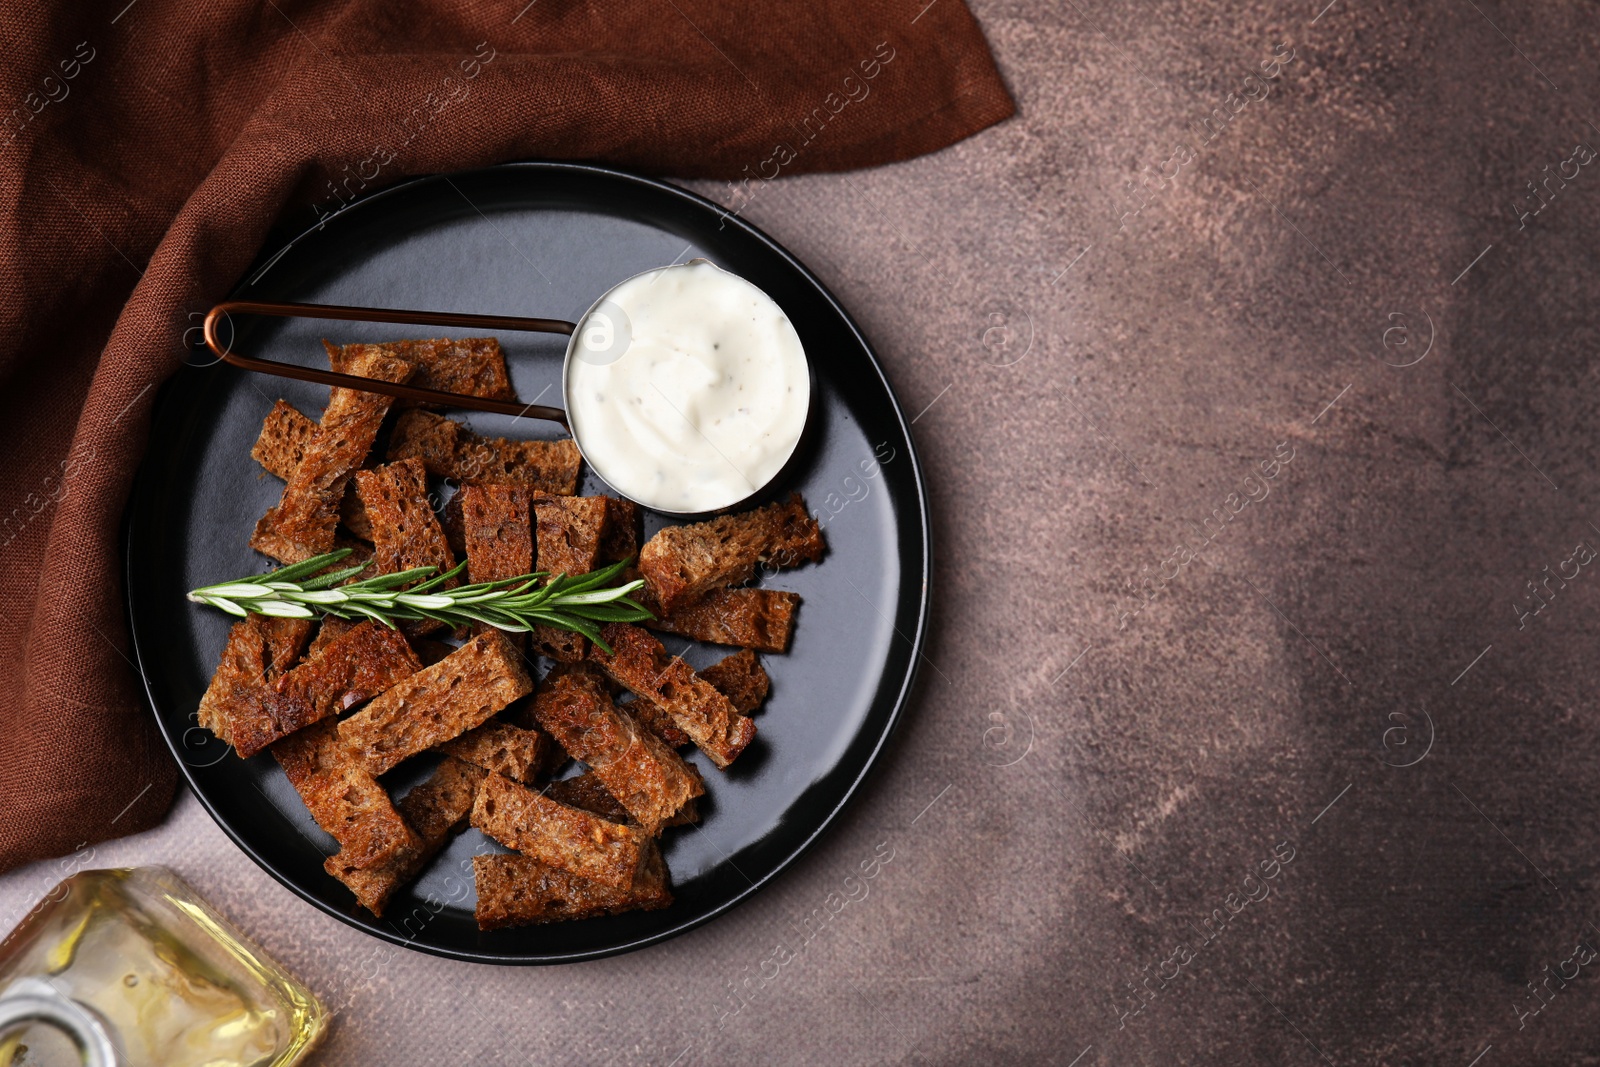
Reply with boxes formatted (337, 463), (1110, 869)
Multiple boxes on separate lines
(544, 770), (700, 829)
(473, 845), (671, 930)
(384, 408), (460, 472)
(533, 496), (609, 578)
(439, 490), (467, 559)
(455, 483), (543, 657)
(197, 616), (313, 749)
(229, 621), (422, 759)
(531, 666), (704, 834)
(600, 497), (640, 564)
(338, 630), (533, 776)
(637, 493), (824, 612)
(644, 588), (799, 653)
(251, 402), (377, 542)
(273, 719), (419, 872)
(470, 773), (647, 888)
(530, 626), (586, 662)
(250, 350), (413, 563)
(623, 700), (692, 748)
(588, 623), (754, 769)
(324, 338), (514, 406)
(437, 720), (557, 784)
(623, 649), (767, 746)
(388, 409), (581, 494)
(332, 756), (486, 916)
(354, 458), (455, 579)
(697, 649), (771, 714)
(251, 399), (316, 479)
(457, 484), (533, 583)
(541, 772), (631, 823)
(305, 616), (357, 659)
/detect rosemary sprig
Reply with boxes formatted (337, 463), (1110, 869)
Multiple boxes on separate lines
(186, 550), (652, 654)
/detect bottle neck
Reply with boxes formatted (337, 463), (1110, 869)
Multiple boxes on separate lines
(0, 978), (121, 1067)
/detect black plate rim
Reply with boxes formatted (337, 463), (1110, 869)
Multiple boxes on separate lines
(124, 160), (932, 965)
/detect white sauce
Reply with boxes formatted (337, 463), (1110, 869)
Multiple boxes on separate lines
(565, 261), (810, 514)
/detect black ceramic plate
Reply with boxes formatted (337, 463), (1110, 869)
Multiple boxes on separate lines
(124, 162), (930, 964)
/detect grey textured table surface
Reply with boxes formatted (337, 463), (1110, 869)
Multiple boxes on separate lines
(7, 0), (1600, 1062)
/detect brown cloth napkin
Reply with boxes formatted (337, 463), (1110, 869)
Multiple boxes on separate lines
(0, 2), (1011, 873)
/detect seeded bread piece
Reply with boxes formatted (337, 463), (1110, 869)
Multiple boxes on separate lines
(273, 719), (419, 872)
(250, 350), (413, 563)
(473, 844), (671, 930)
(470, 773), (647, 888)
(338, 630), (533, 776)
(227, 621), (423, 759)
(354, 458), (455, 579)
(197, 616), (314, 749)
(545, 770), (700, 828)
(644, 588), (799, 653)
(437, 720), (558, 784)
(637, 493), (824, 612)
(588, 624), (754, 769)
(457, 484), (533, 584)
(388, 409), (581, 494)
(531, 665), (703, 834)
(324, 338), (514, 406)
(333, 756), (486, 916)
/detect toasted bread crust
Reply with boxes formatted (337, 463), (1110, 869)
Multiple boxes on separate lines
(645, 588), (799, 653)
(473, 845), (671, 930)
(325, 338), (514, 406)
(457, 484), (533, 583)
(531, 666), (704, 834)
(471, 773), (647, 888)
(251, 350), (413, 562)
(588, 623), (754, 768)
(273, 720), (420, 872)
(338, 630), (533, 776)
(332, 756), (486, 915)
(437, 720), (556, 784)
(388, 409), (581, 494)
(229, 621), (422, 759)
(637, 493), (824, 612)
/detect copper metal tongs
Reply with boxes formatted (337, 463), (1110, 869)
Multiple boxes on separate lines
(202, 300), (580, 427)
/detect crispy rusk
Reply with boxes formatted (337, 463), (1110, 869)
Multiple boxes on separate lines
(637, 492), (823, 612)
(338, 630), (533, 776)
(588, 624), (754, 768)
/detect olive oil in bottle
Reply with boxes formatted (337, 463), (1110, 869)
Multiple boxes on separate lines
(0, 867), (326, 1067)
